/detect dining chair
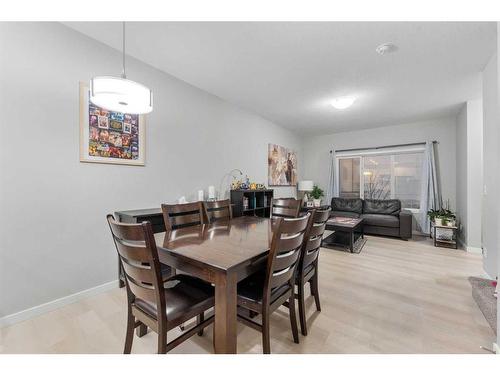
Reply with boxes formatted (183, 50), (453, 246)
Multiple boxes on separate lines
(296, 208), (331, 336)
(161, 202), (205, 231)
(270, 198), (302, 219)
(203, 199), (232, 223)
(107, 214), (215, 354)
(236, 214), (312, 354)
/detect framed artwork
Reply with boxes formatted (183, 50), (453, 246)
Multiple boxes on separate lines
(79, 82), (146, 166)
(268, 143), (298, 186)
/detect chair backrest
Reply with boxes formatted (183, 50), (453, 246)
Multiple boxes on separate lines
(107, 214), (165, 319)
(264, 214), (311, 305)
(161, 202), (205, 231)
(270, 198), (302, 219)
(203, 199), (232, 223)
(300, 208), (331, 274)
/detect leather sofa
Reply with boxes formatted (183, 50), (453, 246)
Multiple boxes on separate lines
(330, 197), (412, 240)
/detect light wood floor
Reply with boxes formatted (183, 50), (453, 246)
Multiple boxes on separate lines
(0, 234), (495, 354)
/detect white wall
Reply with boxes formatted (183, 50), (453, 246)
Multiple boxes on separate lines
(456, 100), (483, 251)
(481, 52), (499, 279)
(456, 104), (468, 244)
(0, 23), (302, 318)
(465, 99), (483, 250)
(302, 117), (457, 210)
(497, 22), (500, 350)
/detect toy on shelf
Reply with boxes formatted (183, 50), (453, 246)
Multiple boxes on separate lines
(231, 175), (267, 191)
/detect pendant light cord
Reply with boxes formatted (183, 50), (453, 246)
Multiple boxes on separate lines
(121, 22), (126, 79)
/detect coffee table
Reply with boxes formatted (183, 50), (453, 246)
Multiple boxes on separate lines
(322, 217), (366, 253)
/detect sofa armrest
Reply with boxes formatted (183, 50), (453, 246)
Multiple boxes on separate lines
(399, 210), (413, 240)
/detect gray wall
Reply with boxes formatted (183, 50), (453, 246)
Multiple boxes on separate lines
(497, 22), (500, 349)
(456, 104), (468, 244)
(455, 99), (483, 250)
(0, 23), (302, 317)
(465, 99), (483, 250)
(301, 117), (458, 211)
(481, 52), (499, 279)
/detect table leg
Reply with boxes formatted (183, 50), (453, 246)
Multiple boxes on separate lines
(350, 231), (354, 253)
(214, 271), (237, 354)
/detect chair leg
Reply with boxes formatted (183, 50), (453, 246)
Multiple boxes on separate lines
(297, 280), (308, 336)
(262, 313), (271, 354)
(311, 270), (321, 312)
(123, 309), (135, 354)
(136, 322), (148, 337)
(158, 332), (167, 354)
(288, 295), (300, 344)
(197, 312), (205, 336)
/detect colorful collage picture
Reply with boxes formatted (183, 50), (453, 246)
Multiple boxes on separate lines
(88, 101), (140, 160)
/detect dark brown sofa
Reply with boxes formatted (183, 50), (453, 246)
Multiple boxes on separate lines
(330, 197), (413, 240)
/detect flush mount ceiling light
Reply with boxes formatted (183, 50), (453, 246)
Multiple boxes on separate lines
(331, 96), (356, 110)
(90, 22), (153, 114)
(376, 42), (398, 55)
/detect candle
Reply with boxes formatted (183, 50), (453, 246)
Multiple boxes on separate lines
(198, 190), (204, 201)
(208, 186), (215, 200)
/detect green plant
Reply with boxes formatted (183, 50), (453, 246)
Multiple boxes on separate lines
(427, 208), (440, 222)
(427, 200), (456, 223)
(310, 185), (324, 199)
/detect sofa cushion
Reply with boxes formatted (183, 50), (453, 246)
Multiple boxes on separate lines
(330, 210), (360, 219)
(361, 213), (400, 228)
(331, 198), (363, 214)
(363, 199), (401, 216)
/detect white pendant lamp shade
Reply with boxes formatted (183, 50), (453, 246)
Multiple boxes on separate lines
(90, 23), (153, 115)
(298, 180), (314, 192)
(90, 76), (153, 114)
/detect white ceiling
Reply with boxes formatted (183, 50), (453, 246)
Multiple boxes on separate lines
(65, 22), (496, 135)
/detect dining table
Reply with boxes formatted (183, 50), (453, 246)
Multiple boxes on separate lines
(154, 215), (275, 354)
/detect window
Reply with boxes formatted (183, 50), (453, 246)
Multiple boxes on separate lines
(336, 147), (424, 210)
(363, 155), (391, 200)
(393, 153), (423, 209)
(338, 157), (360, 198)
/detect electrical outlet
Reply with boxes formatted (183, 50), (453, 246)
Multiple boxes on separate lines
(483, 247), (488, 258)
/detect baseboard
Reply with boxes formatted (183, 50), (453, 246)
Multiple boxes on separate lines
(0, 280), (118, 328)
(457, 238), (482, 254)
(466, 246), (483, 254)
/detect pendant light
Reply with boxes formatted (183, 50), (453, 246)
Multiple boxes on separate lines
(90, 22), (153, 114)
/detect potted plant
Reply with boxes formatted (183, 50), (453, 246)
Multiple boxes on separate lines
(427, 201), (456, 239)
(427, 208), (439, 223)
(310, 185), (324, 207)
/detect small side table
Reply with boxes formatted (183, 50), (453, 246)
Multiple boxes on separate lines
(433, 224), (458, 249)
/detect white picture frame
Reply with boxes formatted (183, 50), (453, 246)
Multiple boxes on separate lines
(79, 82), (146, 166)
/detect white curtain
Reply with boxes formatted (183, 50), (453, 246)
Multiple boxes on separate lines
(417, 141), (442, 234)
(326, 150), (338, 204)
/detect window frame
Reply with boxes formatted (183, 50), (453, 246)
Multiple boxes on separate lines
(335, 145), (425, 212)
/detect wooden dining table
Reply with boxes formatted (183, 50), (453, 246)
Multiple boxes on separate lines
(154, 215), (275, 354)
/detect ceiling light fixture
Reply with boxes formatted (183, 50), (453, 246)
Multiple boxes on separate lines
(331, 96), (356, 110)
(90, 22), (153, 114)
(376, 42), (398, 55)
